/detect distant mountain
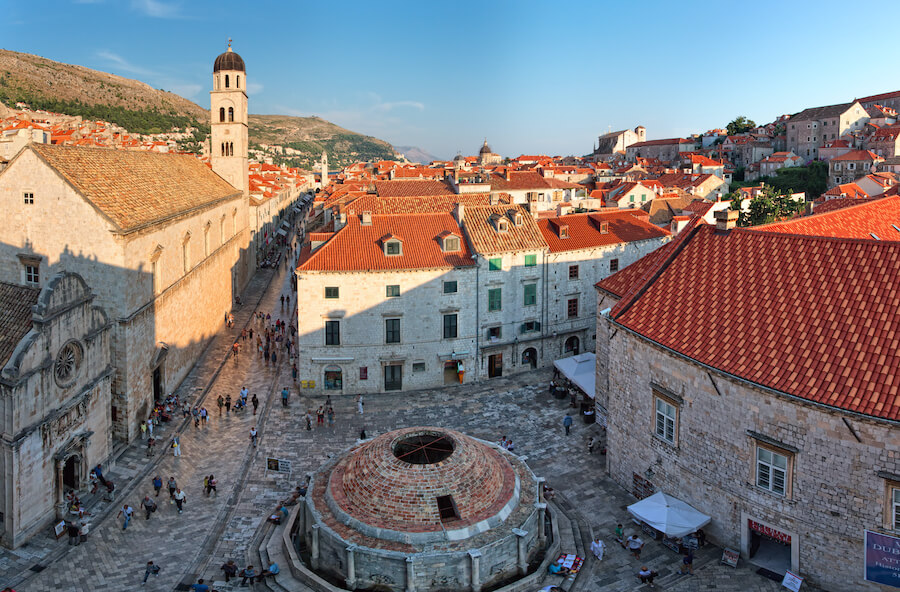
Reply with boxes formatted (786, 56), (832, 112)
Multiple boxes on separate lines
(394, 145), (442, 164)
(0, 49), (398, 167)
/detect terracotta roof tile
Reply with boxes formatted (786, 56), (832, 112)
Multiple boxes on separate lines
(0, 282), (40, 367)
(374, 179), (455, 198)
(25, 144), (240, 232)
(461, 205), (547, 255)
(537, 211), (669, 253)
(759, 194), (900, 240)
(345, 194), (508, 215)
(297, 213), (474, 272)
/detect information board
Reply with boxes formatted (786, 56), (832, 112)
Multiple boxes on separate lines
(864, 529), (900, 587)
(266, 457), (292, 474)
(721, 547), (739, 568)
(781, 570), (803, 592)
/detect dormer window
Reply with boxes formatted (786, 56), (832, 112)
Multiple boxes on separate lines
(559, 225), (569, 239)
(498, 219), (508, 232)
(514, 213), (523, 226)
(443, 236), (460, 252)
(381, 233), (403, 256)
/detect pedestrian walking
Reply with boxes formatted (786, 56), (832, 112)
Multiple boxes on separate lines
(146, 436), (156, 457)
(146, 418), (154, 437)
(67, 521), (80, 546)
(563, 413), (573, 436)
(251, 394), (259, 415)
(167, 477), (177, 500)
(280, 295), (285, 309)
(190, 578), (210, 592)
(221, 560), (238, 582)
(117, 504), (134, 530)
(78, 520), (89, 543)
(217, 395), (224, 414)
(239, 565), (257, 586)
(143, 561), (161, 584)
(316, 406), (325, 426)
(192, 406), (200, 428)
(626, 535), (644, 559)
(200, 407), (208, 424)
(281, 387), (289, 407)
(248, 327), (253, 341)
(172, 435), (181, 457)
(678, 549), (694, 575)
(141, 495), (157, 520)
(250, 427), (258, 447)
(240, 386), (249, 402)
(291, 363), (298, 382)
(305, 410), (312, 431)
(140, 421), (147, 440)
(89, 470), (99, 494)
(206, 474), (217, 497)
(271, 350), (277, 365)
(225, 394), (232, 413)
(590, 536), (605, 560)
(173, 488), (186, 514)
(327, 406), (335, 428)
(241, 328), (247, 342)
(264, 347), (270, 365)
(587, 437), (595, 454)
(152, 475), (163, 497)
(638, 566), (658, 587)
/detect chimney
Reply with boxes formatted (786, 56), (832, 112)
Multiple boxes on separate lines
(505, 167), (511, 181)
(714, 208), (739, 231)
(361, 211), (372, 226)
(452, 203), (465, 224)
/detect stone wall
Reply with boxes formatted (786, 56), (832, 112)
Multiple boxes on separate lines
(598, 315), (900, 591)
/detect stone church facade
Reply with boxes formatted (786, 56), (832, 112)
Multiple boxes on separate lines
(0, 272), (112, 547)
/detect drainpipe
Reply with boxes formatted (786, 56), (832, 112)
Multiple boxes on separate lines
(541, 251), (549, 361)
(474, 255), (481, 377)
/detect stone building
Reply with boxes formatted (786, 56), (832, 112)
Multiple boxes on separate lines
(0, 272), (112, 547)
(828, 149), (883, 187)
(786, 101), (869, 160)
(0, 47), (256, 442)
(594, 203), (900, 590)
(592, 126), (646, 157)
(301, 426), (545, 592)
(626, 137), (697, 162)
(477, 140), (501, 165)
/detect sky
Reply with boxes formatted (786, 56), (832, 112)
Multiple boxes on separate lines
(3, 0), (899, 160)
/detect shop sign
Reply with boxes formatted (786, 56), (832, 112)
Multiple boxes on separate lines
(864, 529), (900, 588)
(749, 519), (791, 544)
(781, 570), (803, 591)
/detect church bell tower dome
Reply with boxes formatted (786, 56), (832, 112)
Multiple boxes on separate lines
(213, 44), (245, 72)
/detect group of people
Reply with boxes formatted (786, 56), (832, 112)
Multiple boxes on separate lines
(305, 404), (335, 429)
(498, 435), (515, 451)
(220, 559), (280, 586)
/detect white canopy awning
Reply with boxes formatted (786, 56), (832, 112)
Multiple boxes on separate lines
(627, 492), (711, 538)
(276, 228), (287, 237)
(553, 353), (596, 399)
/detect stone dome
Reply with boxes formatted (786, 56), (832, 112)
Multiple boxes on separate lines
(325, 427), (518, 541)
(213, 47), (245, 72)
(479, 140), (492, 155)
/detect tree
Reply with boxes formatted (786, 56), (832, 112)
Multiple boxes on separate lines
(726, 116), (756, 136)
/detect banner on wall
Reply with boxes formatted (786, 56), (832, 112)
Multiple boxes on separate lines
(864, 530), (900, 588)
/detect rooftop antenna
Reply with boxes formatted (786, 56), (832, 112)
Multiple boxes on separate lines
(228, 37), (232, 49)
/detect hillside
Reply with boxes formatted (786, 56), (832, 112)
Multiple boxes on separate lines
(0, 49), (397, 166)
(393, 145), (442, 164)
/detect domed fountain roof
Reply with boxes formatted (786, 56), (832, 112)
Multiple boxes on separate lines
(325, 427), (518, 537)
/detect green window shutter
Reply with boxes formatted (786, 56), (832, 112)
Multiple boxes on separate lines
(489, 257), (502, 271)
(524, 254), (536, 267)
(488, 288), (502, 311)
(523, 283), (536, 306)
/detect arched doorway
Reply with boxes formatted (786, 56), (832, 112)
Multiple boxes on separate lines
(324, 366), (343, 390)
(522, 348), (537, 369)
(62, 454), (80, 490)
(565, 336), (580, 356)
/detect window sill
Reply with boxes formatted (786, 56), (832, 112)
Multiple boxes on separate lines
(651, 434), (678, 450)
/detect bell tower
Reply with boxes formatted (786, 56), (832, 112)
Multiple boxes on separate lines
(210, 40), (249, 196)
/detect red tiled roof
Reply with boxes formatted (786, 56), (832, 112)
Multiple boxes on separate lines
(374, 179), (455, 198)
(629, 138), (694, 148)
(758, 194), (900, 240)
(0, 281), (41, 367)
(822, 183), (869, 200)
(297, 213), (474, 272)
(831, 149), (882, 162)
(812, 196), (881, 215)
(537, 210), (669, 253)
(345, 194), (508, 215)
(462, 205), (547, 254)
(608, 220), (900, 421)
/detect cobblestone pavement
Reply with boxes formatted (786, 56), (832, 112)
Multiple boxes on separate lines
(6, 251), (805, 592)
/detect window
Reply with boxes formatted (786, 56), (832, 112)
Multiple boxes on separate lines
(610, 258), (619, 273)
(220, 217), (226, 244)
(488, 288), (502, 311)
(892, 485), (900, 531)
(834, 163), (842, 171)
(384, 364), (402, 391)
(524, 254), (537, 267)
(568, 265), (579, 279)
(23, 192), (34, 205)
(443, 314), (458, 339)
(204, 224), (211, 257)
(385, 319), (400, 344)
(324, 365), (342, 390)
(24, 263), (39, 285)
(489, 257), (502, 271)
(641, 193), (647, 201)
(443, 280), (457, 294)
(325, 320), (340, 345)
(849, 163), (856, 170)
(228, 107), (234, 122)
(521, 320), (540, 333)
(151, 259), (160, 294)
(325, 287), (339, 299)
(219, 107), (225, 122)
(436, 495), (459, 521)
(756, 447), (788, 496)
(443, 236), (460, 252)
(386, 285), (400, 298)
(413, 362), (426, 372)
(523, 283), (536, 306)
(225, 74), (230, 88)
(559, 225), (569, 239)
(655, 397), (676, 444)
(182, 238), (190, 273)
(386, 240), (402, 255)
(488, 326), (501, 340)
(567, 298), (578, 318)
(629, 195), (635, 203)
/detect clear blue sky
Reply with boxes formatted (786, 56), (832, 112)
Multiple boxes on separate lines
(3, 0), (898, 159)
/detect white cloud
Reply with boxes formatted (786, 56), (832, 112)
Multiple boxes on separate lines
(130, 0), (181, 18)
(374, 100), (425, 113)
(247, 82), (264, 96)
(96, 51), (156, 76)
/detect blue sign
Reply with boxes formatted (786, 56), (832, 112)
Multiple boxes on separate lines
(865, 530), (900, 588)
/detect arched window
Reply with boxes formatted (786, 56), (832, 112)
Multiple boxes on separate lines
(225, 74), (230, 88)
(220, 216), (226, 244)
(324, 366), (343, 390)
(228, 107), (234, 122)
(564, 336), (580, 356)
(236, 75), (240, 88)
(219, 107), (225, 122)
(182, 233), (191, 273)
(220, 143), (225, 156)
(230, 142), (234, 156)
(204, 222), (211, 257)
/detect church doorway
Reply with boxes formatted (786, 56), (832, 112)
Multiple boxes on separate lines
(62, 455), (80, 491)
(152, 366), (163, 402)
(564, 336), (580, 356)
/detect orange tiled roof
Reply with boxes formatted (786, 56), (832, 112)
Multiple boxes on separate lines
(831, 149), (882, 162)
(345, 194), (508, 215)
(375, 179), (455, 198)
(606, 214), (900, 421)
(537, 210), (669, 253)
(26, 144), (240, 233)
(297, 213), (474, 272)
(0, 281), (41, 367)
(757, 194), (900, 240)
(461, 205), (547, 254)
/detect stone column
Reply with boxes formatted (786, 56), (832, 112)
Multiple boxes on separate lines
(468, 549), (482, 592)
(405, 556), (415, 592)
(535, 503), (547, 543)
(55, 459), (66, 521)
(345, 544), (357, 590)
(512, 528), (528, 575)
(536, 477), (546, 503)
(310, 524), (320, 570)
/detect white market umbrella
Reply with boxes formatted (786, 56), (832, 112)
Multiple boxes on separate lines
(626, 491), (711, 538)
